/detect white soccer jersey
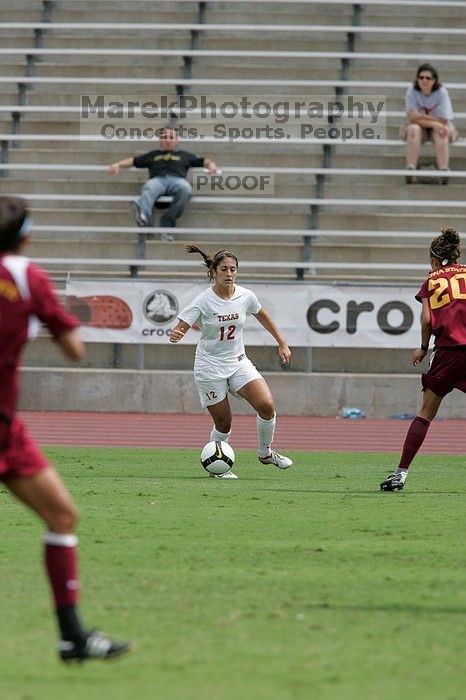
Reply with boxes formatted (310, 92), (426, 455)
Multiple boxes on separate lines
(178, 284), (261, 379)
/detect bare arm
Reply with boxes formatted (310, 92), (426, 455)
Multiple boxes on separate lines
(108, 156), (135, 176)
(254, 308), (291, 364)
(407, 111), (450, 137)
(169, 319), (191, 343)
(408, 110), (447, 126)
(55, 328), (85, 361)
(412, 298), (431, 366)
(203, 157), (219, 173)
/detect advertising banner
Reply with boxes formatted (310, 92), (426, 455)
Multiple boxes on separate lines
(65, 279), (421, 348)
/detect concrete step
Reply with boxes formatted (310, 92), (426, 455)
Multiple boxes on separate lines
(324, 181), (466, 201)
(7, 148), (325, 169)
(34, 63), (183, 78)
(26, 89), (178, 106)
(32, 54), (183, 67)
(190, 64), (341, 80)
(27, 237), (303, 261)
(53, 7), (199, 22)
(0, 62), (28, 75)
(311, 241), (430, 265)
(3, 139), (333, 160)
(8, 80), (182, 96)
(44, 35), (191, 49)
(361, 7), (466, 26)
(206, 7), (353, 22)
(349, 66), (466, 82)
(0, 173), (318, 197)
(0, 36), (36, 50)
(319, 211), (466, 230)
(199, 36), (348, 52)
(26, 235), (434, 268)
(356, 37), (466, 53)
(1, 8), (42, 21)
(27, 206), (311, 229)
(0, 89), (20, 103)
(8, 108), (466, 133)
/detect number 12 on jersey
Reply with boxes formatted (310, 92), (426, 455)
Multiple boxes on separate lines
(219, 325), (236, 340)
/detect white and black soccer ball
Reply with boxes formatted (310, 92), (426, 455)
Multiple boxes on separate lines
(200, 440), (235, 476)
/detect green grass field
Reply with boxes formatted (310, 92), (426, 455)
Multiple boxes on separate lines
(1, 447), (464, 700)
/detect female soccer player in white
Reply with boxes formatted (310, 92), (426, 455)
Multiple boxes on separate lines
(169, 245), (292, 479)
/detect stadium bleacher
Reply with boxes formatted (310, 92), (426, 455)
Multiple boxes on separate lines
(1, 0), (465, 414)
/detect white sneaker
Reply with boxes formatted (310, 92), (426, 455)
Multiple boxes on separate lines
(209, 471), (238, 479)
(129, 201), (150, 227)
(404, 165), (416, 185)
(258, 451), (293, 469)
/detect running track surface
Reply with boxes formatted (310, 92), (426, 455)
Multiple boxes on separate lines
(20, 411), (465, 455)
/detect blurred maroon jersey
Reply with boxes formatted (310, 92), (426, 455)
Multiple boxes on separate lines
(0, 254), (78, 420)
(416, 263), (466, 346)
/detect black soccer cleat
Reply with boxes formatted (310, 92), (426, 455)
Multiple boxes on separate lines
(380, 473), (405, 492)
(58, 630), (132, 663)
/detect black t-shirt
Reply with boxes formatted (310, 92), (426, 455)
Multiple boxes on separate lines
(133, 149), (205, 178)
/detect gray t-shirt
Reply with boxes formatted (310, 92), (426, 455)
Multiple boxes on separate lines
(405, 85), (454, 122)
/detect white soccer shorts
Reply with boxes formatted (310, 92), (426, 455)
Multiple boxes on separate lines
(195, 357), (262, 407)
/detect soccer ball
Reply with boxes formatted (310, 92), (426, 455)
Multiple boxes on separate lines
(200, 440), (235, 476)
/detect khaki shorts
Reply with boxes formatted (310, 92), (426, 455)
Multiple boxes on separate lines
(399, 122), (458, 142)
(195, 357), (262, 407)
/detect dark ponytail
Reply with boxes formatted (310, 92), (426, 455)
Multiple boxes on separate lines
(430, 227), (461, 265)
(186, 244), (238, 280)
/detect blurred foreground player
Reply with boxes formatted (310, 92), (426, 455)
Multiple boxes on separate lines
(0, 196), (131, 661)
(381, 227), (466, 491)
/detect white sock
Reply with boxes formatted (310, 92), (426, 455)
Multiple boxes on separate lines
(210, 427), (231, 443)
(396, 469), (408, 482)
(257, 413), (276, 457)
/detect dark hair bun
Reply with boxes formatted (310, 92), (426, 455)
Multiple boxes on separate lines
(441, 227), (460, 246)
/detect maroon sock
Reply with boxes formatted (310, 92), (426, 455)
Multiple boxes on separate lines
(398, 416), (430, 470)
(43, 532), (80, 608)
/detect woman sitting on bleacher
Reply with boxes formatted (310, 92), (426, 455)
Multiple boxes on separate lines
(401, 63), (457, 185)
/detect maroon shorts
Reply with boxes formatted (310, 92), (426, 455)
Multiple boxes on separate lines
(0, 417), (48, 480)
(422, 346), (466, 398)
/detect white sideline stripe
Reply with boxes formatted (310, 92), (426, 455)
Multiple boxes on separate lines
(11, 194), (466, 208)
(31, 257), (430, 271)
(3, 164), (466, 178)
(1, 48), (466, 62)
(2, 23), (466, 36)
(2, 76), (466, 88)
(43, 530), (78, 547)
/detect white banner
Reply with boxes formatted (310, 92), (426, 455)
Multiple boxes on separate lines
(65, 279), (422, 348)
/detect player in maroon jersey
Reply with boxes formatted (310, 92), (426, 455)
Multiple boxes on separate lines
(0, 196), (131, 661)
(381, 227), (466, 491)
